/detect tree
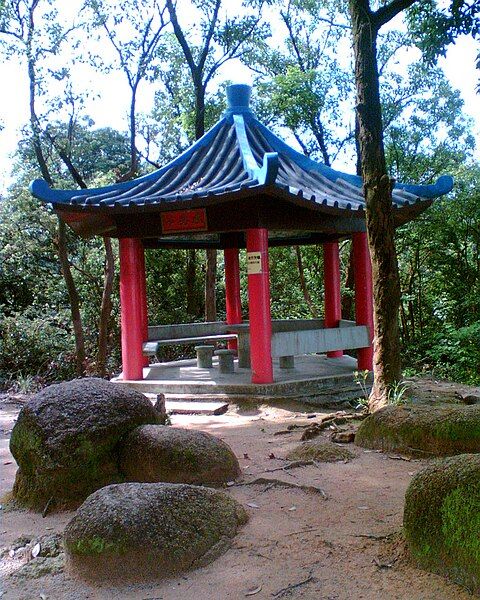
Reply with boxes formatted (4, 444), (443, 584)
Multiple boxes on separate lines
(84, 0), (168, 180)
(165, 0), (266, 321)
(348, 0), (419, 411)
(408, 0), (479, 90)
(0, 0), (90, 375)
(245, 0), (353, 164)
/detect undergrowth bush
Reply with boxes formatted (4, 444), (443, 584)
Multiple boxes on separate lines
(0, 308), (77, 387)
(403, 322), (480, 385)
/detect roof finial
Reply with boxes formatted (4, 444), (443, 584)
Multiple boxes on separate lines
(226, 84), (251, 112)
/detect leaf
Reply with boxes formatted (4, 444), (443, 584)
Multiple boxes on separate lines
(246, 502), (259, 509)
(31, 542), (41, 558)
(245, 585), (262, 596)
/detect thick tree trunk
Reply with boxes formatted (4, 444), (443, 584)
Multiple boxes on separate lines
(96, 237), (115, 377)
(349, 0), (402, 411)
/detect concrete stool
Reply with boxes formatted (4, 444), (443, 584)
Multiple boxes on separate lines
(215, 349), (235, 374)
(279, 355), (295, 369)
(195, 345), (214, 368)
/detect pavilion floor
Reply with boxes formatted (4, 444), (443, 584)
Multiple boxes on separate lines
(112, 354), (369, 406)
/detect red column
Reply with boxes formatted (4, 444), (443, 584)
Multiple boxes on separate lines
(224, 246), (242, 350)
(246, 228), (273, 384)
(353, 232), (374, 370)
(138, 244), (149, 367)
(119, 238), (144, 380)
(323, 241), (343, 358)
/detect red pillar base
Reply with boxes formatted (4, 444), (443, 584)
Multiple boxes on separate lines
(353, 232), (374, 371)
(323, 241), (343, 358)
(246, 229), (273, 384)
(119, 238), (145, 381)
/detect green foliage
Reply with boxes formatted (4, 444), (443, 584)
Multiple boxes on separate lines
(353, 369), (370, 408)
(387, 380), (410, 406)
(0, 309), (77, 385)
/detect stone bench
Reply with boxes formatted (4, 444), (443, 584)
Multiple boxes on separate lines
(143, 334), (237, 357)
(144, 321), (238, 358)
(231, 319), (370, 369)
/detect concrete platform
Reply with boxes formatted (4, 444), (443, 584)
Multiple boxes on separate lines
(112, 354), (370, 406)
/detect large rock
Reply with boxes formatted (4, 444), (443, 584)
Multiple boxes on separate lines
(355, 404), (480, 457)
(64, 482), (248, 581)
(119, 425), (241, 485)
(404, 454), (480, 594)
(10, 378), (161, 510)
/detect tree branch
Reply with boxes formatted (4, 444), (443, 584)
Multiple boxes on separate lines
(374, 0), (419, 30)
(165, 0), (197, 75)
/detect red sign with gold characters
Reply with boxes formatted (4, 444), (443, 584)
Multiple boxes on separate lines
(161, 208), (208, 233)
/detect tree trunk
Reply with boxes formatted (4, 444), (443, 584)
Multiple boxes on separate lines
(96, 237), (115, 377)
(56, 218), (87, 376)
(186, 249), (198, 317)
(349, 0), (402, 411)
(194, 82), (217, 321)
(294, 246), (318, 318)
(342, 245), (355, 320)
(205, 248), (217, 321)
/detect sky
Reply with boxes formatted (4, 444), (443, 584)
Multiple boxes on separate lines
(0, 5), (478, 195)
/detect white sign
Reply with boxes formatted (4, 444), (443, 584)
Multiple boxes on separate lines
(247, 252), (262, 274)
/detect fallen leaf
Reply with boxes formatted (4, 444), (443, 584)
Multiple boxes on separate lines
(31, 543), (41, 558)
(3, 461), (12, 465)
(246, 502), (259, 509)
(288, 506), (297, 511)
(245, 585), (262, 596)
(357, 506), (369, 510)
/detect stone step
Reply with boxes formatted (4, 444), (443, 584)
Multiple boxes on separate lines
(165, 400), (229, 415)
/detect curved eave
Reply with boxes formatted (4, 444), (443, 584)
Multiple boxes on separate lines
(30, 86), (454, 229)
(29, 119), (228, 203)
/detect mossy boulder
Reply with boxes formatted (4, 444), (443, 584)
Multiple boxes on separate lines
(286, 439), (354, 462)
(404, 454), (480, 594)
(355, 404), (480, 457)
(119, 425), (241, 485)
(10, 378), (161, 510)
(64, 482), (248, 581)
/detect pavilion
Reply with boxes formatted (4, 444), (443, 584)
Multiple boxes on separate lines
(31, 84), (453, 388)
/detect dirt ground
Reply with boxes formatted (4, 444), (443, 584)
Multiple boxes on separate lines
(1, 376), (479, 600)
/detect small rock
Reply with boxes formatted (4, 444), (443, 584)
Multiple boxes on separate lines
(12, 556), (64, 579)
(331, 431), (355, 444)
(461, 394), (480, 405)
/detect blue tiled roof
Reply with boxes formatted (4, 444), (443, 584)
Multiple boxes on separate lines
(30, 84), (453, 213)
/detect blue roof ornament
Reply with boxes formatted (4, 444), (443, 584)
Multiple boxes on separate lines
(30, 84), (454, 241)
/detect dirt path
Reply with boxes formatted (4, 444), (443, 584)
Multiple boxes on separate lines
(0, 388), (476, 600)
